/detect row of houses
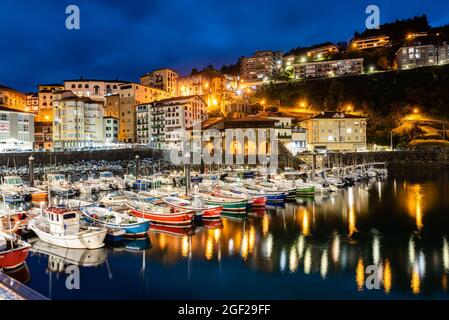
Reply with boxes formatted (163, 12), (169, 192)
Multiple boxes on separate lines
(239, 35), (449, 86)
(0, 95), (368, 154)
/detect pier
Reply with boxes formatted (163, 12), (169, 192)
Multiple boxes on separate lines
(0, 272), (47, 300)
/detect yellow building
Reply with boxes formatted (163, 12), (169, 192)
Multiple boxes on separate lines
(0, 85), (27, 111)
(26, 92), (39, 114)
(118, 83), (169, 143)
(177, 67), (236, 114)
(301, 112), (367, 152)
(140, 68), (179, 97)
(37, 84), (64, 121)
(105, 94), (120, 119)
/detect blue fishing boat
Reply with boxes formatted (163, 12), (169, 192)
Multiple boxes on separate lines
(232, 185), (286, 205)
(2, 191), (26, 204)
(81, 206), (151, 238)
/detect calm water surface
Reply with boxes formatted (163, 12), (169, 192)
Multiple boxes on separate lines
(11, 169), (449, 299)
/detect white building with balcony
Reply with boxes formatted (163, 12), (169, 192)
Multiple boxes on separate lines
(53, 93), (104, 150)
(0, 106), (34, 150)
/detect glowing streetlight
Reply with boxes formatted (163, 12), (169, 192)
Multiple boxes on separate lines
(413, 108), (419, 115)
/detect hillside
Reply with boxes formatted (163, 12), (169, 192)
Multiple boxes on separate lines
(254, 64), (449, 146)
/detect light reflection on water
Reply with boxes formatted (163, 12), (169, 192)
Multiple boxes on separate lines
(20, 171), (449, 299)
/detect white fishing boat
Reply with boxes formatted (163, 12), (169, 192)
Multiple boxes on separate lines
(98, 171), (125, 189)
(29, 206), (107, 249)
(47, 174), (78, 197)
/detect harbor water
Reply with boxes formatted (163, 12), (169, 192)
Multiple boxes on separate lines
(11, 168), (449, 299)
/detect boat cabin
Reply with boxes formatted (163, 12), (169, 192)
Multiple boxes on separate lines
(48, 174), (67, 183)
(45, 206), (80, 234)
(2, 176), (24, 187)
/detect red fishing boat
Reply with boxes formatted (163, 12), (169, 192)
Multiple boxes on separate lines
(0, 232), (31, 270)
(162, 196), (223, 220)
(126, 201), (195, 228)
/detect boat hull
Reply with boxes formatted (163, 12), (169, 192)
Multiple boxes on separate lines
(30, 222), (107, 249)
(128, 206), (195, 228)
(204, 199), (247, 215)
(31, 192), (48, 202)
(0, 246), (30, 270)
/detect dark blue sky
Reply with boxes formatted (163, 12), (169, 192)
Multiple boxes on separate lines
(1, 0), (448, 92)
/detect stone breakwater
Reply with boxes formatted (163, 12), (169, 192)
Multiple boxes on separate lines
(0, 148), (166, 166)
(1, 148), (449, 170)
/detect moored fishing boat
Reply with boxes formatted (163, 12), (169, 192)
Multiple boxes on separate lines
(126, 200), (195, 228)
(0, 176), (32, 201)
(236, 184), (286, 204)
(100, 191), (136, 209)
(163, 195), (223, 220)
(47, 173), (78, 197)
(197, 192), (248, 218)
(81, 206), (150, 238)
(1, 191), (26, 204)
(0, 232), (31, 270)
(211, 185), (267, 208)
(29, 206), (107, 249)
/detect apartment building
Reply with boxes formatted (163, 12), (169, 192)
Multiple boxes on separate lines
(105, 94), (120, 119)
(0, 106), (34, 149)
(137, 95), (208, 150)
(240, 50), (283, 85)
(64, 78), (129, 101)
(300, 112), (367, 152)
(103, 117), (119, 144)
(140, 68), (179, 96)
(177, 67), (236, 114)
(294, 58), (364, 79)
(37, 84), (64, 121)
(118, 83), (169, 143)
(396, 44), (449, 70)
(0, 85), (27, 111)
(306, 44), (340, 58)
(26, 92), (39, 114)
(53, 92), (105, 150)
(351, 35), (391, 50)
(177, 67), (228, 96)
(136, 104), (150, 145)
(34, 121), (53, 150)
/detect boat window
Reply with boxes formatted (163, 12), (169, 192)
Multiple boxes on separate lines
(64, 213), (77, 220)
